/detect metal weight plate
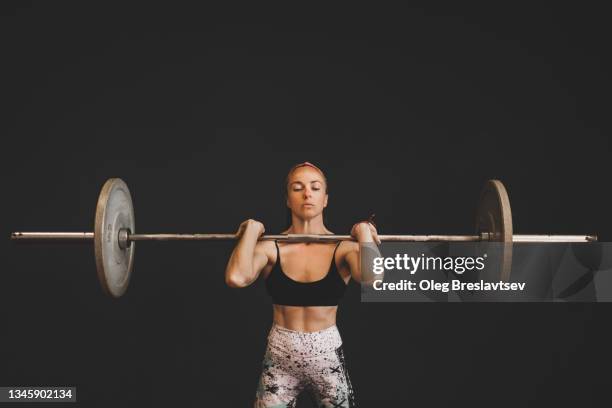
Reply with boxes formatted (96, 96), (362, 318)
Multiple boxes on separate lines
(94, 178), (135, 297)
(476, 180), (513, 282)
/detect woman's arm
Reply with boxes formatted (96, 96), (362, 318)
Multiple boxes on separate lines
(344, 222), (382, 284)
(224, 219), (270, 288)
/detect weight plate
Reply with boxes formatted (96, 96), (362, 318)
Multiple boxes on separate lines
(476, 180), (513, 281)
(94, 178), (135, 297)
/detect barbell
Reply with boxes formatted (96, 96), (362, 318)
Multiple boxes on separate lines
(10, 178), (597, 298)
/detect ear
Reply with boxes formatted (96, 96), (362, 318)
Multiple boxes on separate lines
(286, 197), (290, 208)
(323, 193), (328, 208)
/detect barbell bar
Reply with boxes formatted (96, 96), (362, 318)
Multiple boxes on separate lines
(10, 178), (598, 298)
(10, 232), (597, 243)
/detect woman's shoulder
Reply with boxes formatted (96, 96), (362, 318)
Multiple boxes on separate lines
(255, 239), (277, 261)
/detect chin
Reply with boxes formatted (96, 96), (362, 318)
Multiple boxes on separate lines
(297, 211), (319, 220)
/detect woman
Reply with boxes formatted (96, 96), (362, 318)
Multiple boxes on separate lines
(225, 162), (380, 408)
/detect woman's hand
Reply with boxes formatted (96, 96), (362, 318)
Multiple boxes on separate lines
(350, 220), (381, 245)
(236, 219), (265, 240)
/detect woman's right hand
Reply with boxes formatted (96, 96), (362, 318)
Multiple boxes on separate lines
(236, 219), (265, 240)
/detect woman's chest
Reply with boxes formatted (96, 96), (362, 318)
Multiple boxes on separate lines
(277, 243), (338, 282)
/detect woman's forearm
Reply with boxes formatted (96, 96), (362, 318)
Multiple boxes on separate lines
(225, 229), (261, 287)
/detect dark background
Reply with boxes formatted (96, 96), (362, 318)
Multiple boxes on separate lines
(1, 3), (611, 407)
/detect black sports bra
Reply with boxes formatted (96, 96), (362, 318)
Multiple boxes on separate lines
(265, 241), (348, 306)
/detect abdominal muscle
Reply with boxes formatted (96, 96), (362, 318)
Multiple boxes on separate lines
(273, 304), (338, 332)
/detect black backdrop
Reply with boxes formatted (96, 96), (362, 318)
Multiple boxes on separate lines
(1, 3), (611, 407)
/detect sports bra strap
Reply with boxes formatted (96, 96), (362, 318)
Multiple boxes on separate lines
(332, 240), (341, 264)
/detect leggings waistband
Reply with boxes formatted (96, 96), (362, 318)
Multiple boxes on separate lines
(267, 323), (343, 357)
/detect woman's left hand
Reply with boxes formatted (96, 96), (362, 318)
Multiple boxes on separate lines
(350, 220), (381, 245)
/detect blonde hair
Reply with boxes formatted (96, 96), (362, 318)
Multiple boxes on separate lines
(285, 161), (328, 195)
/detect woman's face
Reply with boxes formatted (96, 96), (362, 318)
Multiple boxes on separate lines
(286, 166), (328, 220)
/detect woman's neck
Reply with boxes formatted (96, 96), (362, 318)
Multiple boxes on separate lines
(288, 216), (330, 235)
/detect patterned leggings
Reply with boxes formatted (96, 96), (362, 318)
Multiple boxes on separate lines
(254, 324), (356, 408)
